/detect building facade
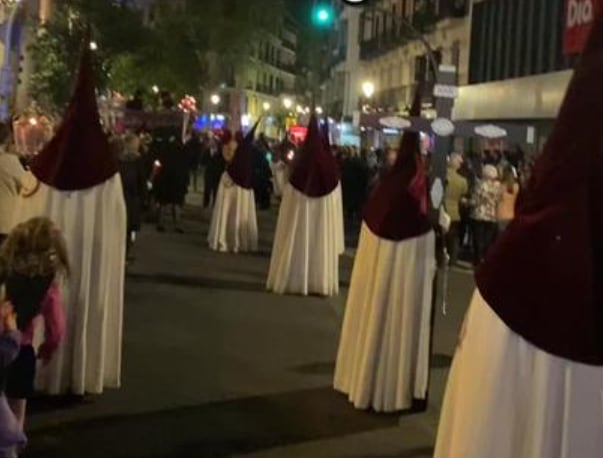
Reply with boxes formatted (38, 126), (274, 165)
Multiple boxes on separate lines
(132, 0), (300, 137)
(453, 0), (579, 149)
(240, 15), (298, 137)
(323, 5), (363, 121)
(357, 0), (471, 112)
(324, 0), (590, 151)
(199, 13), (299, 137)
(323, 0), (471, 146)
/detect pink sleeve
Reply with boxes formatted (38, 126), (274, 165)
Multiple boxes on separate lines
(40, 283), (66, 354)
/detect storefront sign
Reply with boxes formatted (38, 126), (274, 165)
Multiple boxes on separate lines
(564, 0), (601, 55)
(288, 126), (308, 143)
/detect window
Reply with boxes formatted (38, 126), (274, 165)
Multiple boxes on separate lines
(469, 0), (568, 84)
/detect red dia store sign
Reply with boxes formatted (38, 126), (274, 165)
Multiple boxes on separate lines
(564, 0), (602, 54)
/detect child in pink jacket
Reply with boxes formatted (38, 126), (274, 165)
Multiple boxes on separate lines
(0, 218), (69, 438)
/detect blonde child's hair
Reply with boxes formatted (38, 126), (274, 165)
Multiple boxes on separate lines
(0, 217), (69, 278)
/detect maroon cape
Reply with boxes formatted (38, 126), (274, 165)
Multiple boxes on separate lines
(289, 115), (339, 198)
(477, 15), (603, 365)
(227, 120), (260, 190)
(363, 92), (430, 241)
(31, 42), (117, 191)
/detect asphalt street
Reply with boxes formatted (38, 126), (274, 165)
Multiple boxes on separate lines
(24, 194), (475, 458)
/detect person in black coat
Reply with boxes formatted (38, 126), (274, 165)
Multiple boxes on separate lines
(184, 131), (205, 192)
(252, 141), (273, 210)
(125, 89), (144, 111)
(202, 136), (225, 209)
(151, 127), (189, 232)
(341, 148), (369, 221)
(118, 133), (147, 259)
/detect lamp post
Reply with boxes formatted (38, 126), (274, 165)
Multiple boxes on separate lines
(361, 80), (375, 105)
(360, 81), (375, 149)
(0, 0), (23, 122)
(361, 81), (375, 99)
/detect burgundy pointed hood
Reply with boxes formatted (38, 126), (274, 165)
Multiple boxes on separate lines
(363, 90), (430, 241)
(31, 39), (117, 191)
(476, 16), (603, 365)
(288, 115), (339, 198)
(227, 119), (260, 189)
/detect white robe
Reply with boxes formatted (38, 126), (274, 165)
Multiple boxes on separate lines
(207, 172), (258, 253)
(270, 161), (288, 198)
(435, 291), (603, 458)
(334, 224), (436, 412)
(16, 174), (126, 395)
(266, 182), (344, 297)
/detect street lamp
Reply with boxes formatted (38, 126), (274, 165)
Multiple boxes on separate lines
(263, 102), (271, 111)
(282, 97), (293, 109)
(211, 94), (221, 105)
(152, 85), (159, 94)
(89, 41), (98, 51)
(315, 106), (323, 115)
(362, 81), (375, 99)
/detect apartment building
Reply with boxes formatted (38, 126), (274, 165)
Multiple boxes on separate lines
(323, 0), (471, 145)
(454, 0), (581, 149)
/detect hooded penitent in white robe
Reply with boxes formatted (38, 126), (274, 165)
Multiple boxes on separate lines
(334, 92), (436, 412)
(267, 182), (344, 296)
(435, 15), (603, 457)
(19, 177), (126, 395)
(17, 41), (126, 395)
(434, 293), (603, 458)
(208, 124), (260, 253)
(270, 160), (288, 198)
(267, 115), (344, 297)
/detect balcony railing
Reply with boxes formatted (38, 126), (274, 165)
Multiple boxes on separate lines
(282, 38), (296, 51)
(359, 1), (469, 61)
(254, 84), (283, 96)
(369, 82), (435, 112)
(256, 55), (297, 74)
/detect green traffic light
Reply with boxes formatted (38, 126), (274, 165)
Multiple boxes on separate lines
(312, 4), (334, 27)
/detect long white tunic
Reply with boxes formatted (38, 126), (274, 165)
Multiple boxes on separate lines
(267, 182), (344, 297)
(435, 291), (603, 458)
(334, 224), (436, 412)
(208, 172), (258, 253)
(270, 161), (288, 198)
(17, 173), (126, 395)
